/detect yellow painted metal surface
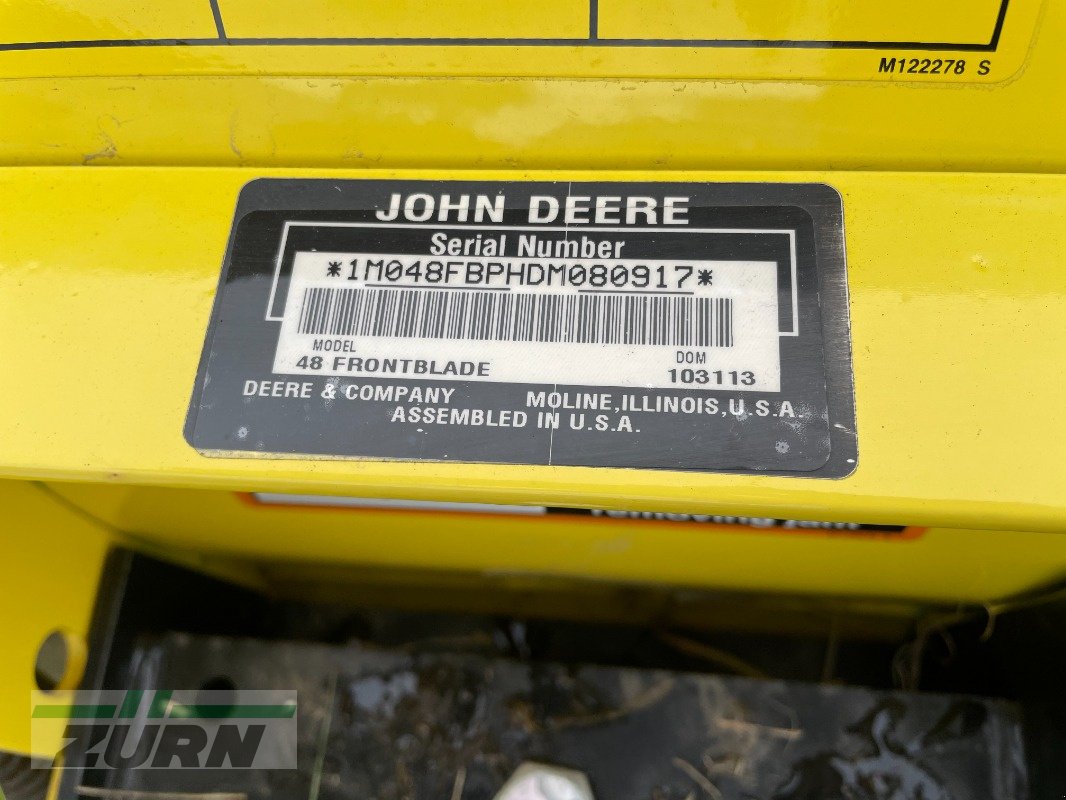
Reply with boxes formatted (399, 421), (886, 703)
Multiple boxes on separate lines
(6, 74), (1066, 175)
(0, 0), (1064, 724)
(0, 0), (1062, 173)
(0, 167), (1064, 535)
(0, 481), (113, 755)
(44, 484), (1066, 606)
(0, 0), (1042, 82)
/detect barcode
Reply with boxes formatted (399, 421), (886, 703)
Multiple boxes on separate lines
(296, 287), (734, 347)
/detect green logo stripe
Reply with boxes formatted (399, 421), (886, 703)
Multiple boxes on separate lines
(148, 690), (173, 718)
(32, 704), (118, 719)
(167, 704), (297, 719)
(117, 690), (144, 718)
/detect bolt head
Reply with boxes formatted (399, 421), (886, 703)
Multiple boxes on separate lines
(492, 762), (594, 800)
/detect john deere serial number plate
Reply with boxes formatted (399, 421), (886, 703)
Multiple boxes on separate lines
(185, 179), (857, 475)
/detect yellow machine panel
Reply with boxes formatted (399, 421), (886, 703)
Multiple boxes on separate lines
(2, 0), (1066, 780)
(0, 0), (1043, 82)
(0, 481), (112, 755)
(40, 484), (1066, 607)
(1, 168), (1064, 532)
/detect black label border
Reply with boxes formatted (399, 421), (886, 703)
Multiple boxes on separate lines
(185, 178), (857, 478)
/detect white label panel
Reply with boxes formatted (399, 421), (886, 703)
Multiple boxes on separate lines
(274, 250), (781, 391)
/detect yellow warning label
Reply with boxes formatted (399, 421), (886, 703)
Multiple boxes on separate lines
(0, 0), (217, 45)
(219, 0), (588, 39)
(0, 0), (1043, 82)
(602, 0), (1005, 45)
